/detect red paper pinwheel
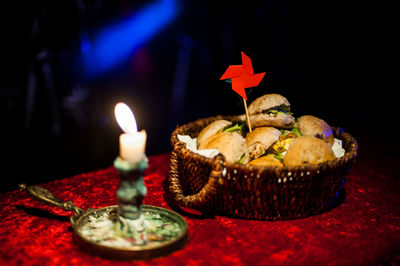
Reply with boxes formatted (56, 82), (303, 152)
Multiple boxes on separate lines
(220, 52), (266, 100)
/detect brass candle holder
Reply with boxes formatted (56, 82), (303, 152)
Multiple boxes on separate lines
(19, 156), (188, 260)
(114, 156), (149, 245)
(20, 102), (188, 259)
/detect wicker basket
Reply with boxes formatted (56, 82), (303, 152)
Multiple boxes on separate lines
(169, 115), (358, 220)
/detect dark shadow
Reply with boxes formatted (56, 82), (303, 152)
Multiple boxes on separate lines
(15, 205), (70, 222)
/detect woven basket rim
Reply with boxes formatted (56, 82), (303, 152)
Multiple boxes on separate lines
(171, 115), (358, 173)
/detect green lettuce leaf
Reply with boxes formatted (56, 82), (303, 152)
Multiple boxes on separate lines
(291, 127), (301, 137)
(274, 153), (285, 161)
(223, 122), (247, 133)
(237, 153), (246, 164)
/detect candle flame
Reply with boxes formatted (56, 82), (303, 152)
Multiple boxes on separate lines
(114, 102), (137, 133)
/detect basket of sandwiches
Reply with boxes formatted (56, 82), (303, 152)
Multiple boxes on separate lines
(169, 94), (358, 220)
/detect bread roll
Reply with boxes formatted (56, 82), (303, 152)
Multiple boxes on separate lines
(298, 115), (334, 146)
(197, 120), (232, 147)
(248, 154), (283, 167)
(198, 131), (247, 163)
(246, 127), (281, 160)
(247, 94), (295, 129)
(284, 136), (335, 166)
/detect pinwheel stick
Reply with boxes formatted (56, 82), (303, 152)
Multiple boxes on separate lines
(220, 52), (265, 134)
(243, 98), (252, 132)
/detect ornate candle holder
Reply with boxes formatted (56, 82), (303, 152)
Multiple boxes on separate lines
(20, 156), (188, 260)
(113, 156), (149, 245)
(20, 102), (188, 259)
(73, 155), (189, 259)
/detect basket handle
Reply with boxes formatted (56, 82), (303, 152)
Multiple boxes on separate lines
(169, 142), (224, 210)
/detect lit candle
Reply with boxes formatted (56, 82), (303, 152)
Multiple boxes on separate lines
(114, 102), (147, 163)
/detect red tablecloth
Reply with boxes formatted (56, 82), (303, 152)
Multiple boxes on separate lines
(1, 150), (399, 265)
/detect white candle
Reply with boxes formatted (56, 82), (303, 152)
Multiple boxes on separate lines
(114, 102), (146, 163)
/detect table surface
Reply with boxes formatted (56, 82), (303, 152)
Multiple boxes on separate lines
(1, 141), (400, 265)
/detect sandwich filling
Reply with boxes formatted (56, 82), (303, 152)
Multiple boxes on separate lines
(262, 104), (293, 116)
(269, 130), (301, 161)
(223, 122), (247, 133)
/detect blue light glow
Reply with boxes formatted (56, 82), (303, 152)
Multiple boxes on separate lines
(82, 0), (178, 77)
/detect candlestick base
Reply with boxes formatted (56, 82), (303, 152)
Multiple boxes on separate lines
(20, 183), (188, 261)
(113, 156), (149, 245)
(74, 205), (188, 260)
(77, 155), (189, 260)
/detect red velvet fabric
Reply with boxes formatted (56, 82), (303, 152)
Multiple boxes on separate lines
(1, 151), (399, 265)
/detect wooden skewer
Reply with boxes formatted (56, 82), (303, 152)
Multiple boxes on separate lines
(243, 98), (252, 132)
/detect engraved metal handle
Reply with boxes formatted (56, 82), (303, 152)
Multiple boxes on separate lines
(19, 183), (84, 217)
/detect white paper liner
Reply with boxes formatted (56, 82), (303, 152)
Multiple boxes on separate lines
(177, 135), (219, 158)
(332, 138), (345, 158)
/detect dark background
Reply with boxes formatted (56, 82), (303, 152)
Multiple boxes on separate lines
(0, 0), (395, 193)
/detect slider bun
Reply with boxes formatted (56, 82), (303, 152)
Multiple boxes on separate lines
(248, 154), (283, 167)
(298, 115), (334, 146)
(197, 120), (232, 147)
(248, 94), (291, 114)
(284, 136), (336, 166)
(198, 131), (247, 163)
(247, 94), (295, 129)
(246, 127), (281, 160)
(249, 113), (295, 129)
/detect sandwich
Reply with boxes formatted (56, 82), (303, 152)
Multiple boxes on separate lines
(245, 127), (281, 161)
(298, 115), (334, 146)
(248, 154), (283, 167)
(197, 120), (232, 147)
(247, 94), (295, 129)
(198, 131), (248, 163)
(284, 136), (336, 166)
